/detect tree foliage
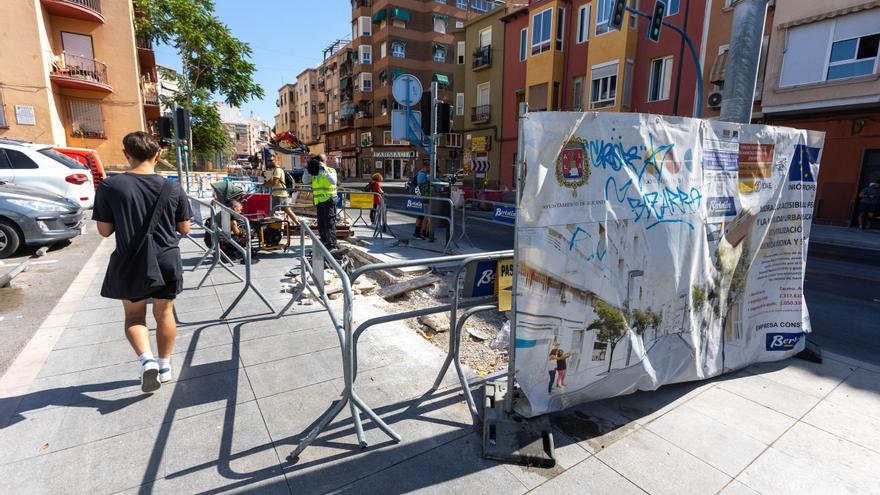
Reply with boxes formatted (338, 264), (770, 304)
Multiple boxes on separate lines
(134, 0), (263, 108)
(178, 88), (227, 154)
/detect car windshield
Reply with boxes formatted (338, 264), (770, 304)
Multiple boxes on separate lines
(39, 149), (87, 170)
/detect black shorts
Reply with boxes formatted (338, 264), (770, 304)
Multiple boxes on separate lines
(129, 278), (183, 302)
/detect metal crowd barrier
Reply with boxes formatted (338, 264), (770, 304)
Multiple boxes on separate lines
(187, 196), (243, 288)
(458, 198), (516, 247)
(210, 199), (277, 319)
(286, 246), (513, 462)
(381, 193), (459, 253)
(270, 186), (388, 239)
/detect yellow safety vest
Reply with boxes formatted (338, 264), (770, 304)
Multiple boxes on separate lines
(311, 168), (338, 205)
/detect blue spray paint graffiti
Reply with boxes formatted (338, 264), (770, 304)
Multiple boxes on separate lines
(567, 226), (607, 262)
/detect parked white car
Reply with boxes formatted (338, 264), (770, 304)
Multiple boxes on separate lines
(0, 139), (94, 208)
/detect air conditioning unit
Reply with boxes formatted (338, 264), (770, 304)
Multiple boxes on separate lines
(707, 91), (723, 109)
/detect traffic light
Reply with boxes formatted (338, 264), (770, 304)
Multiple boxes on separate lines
(648, 0), (666, 42)
(608, 0), (628, 31)
(419, 91), (432, 136)
(157, 116), (174, 144)
(174, 107), (190, 142)
(438, 102), (451, 134)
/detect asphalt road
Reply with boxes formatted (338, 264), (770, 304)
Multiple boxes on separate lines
(803, 243), (880, 366)
(0, 216), (105, 376)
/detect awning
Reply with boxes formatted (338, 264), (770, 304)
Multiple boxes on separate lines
(433, 13), (449, 20)
(379, 98), (388, 106)
(391, 38), (407, 46)
(433, 74), (450, 86)
(391, 7), (411, 22)
(709, 49), (729, 84)
(433, 42), (447, 51)
(391, 68), (406, 80)
(339, 78), (350, 90)
(372, 9), (387, 23)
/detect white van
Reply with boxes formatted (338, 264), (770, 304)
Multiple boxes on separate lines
(0, 139), (95, 209)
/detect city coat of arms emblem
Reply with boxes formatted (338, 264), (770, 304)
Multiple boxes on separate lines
(556, 136), (589, 190)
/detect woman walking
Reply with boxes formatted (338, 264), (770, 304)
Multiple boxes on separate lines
(93, 132), (191, 393)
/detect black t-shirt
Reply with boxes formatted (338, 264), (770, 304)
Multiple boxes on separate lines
(93, 173), (191, 280)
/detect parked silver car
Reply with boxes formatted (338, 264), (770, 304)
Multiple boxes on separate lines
(0, 181), (83, 258)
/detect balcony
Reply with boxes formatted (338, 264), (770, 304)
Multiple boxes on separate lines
(337, 117), (354, 130)
(40, 0), (104, 23)
(354, 110), (373, 128)
(471, 105), (490, 124)
(472, 46), (491, 70)
(142, 82), (160, 120)
(136, 36), (156, 68)
(49, 52), (112, 93)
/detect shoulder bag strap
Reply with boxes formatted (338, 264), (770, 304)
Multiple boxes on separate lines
(140, 179), (174, 243)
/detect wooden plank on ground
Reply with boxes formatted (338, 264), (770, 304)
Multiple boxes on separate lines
(378, 275), (440, 300)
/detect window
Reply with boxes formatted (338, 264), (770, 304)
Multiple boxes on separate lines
(590, 62), (618, 109)
(457, 41), (466, 64)
(827, 34), (879, 80)
(648, 56), (673, 101)
(357, 16), (372, 37)
(572, 76), (585, 111)
(480, 27), (492, 48)
(780, 10), (880, 86)
(531, 9), (552, 55)
(381, 98), (388, 115)
(392, 41), (405, 58)
(381, 42), (387, 58)
(361, 132), (372, 146)
(456, 92), (464, 115)
(383, 130), (407, 145)
(457, 0), (467, 8)
(379, 70), (388, 86)
(666, 0), (680, 16)
(0, 89), (7, 128)
(471, 0), (497, 13)
(68, 99), (105, 138)
(359, 72), (372, 92)
(595, 0), (612, 36)
(519, 28), (528, 61)
(477, 82), (490, 107)
(629, 0), (638, 28)
(556, 8), (565, 51)
(434, 15), (447, 33)
(434, 45), (447, 63)
(3, 149), (38, 169)
(576, 5), (590, 44)
(359, 45), (372, 64)
(446, 133), (463, 148)
(456, 20), (464, 28)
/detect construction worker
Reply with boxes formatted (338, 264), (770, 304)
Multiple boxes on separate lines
(306, 155), (340, 254)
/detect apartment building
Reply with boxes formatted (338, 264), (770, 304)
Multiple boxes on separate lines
(296, 68), (325, 155)
(348, 0), (501, 180)
(322, 44), (361, 177)
(274, 82), (298, 169)
(761, 1), (880, 226)
(0, 0), (156, 167)
(453, 7), (508, 188)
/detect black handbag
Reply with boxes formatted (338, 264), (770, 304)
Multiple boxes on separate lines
(101, 179), (174, 300)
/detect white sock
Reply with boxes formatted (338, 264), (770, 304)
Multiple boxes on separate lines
(138, 351), (155, 365)
(158, 357), (171, 371)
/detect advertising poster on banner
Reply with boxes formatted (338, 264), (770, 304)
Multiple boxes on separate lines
(513, 112), (823, 417)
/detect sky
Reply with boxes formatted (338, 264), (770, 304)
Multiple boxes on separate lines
(154, 0), (352, 124)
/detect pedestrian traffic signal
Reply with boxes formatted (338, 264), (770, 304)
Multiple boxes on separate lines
(157, 116), (174, 143)
(174, 107), (190, 142)
(648, 0), (666, 42)
(438, 102), (451, 134)
(608, 0), (629, 31)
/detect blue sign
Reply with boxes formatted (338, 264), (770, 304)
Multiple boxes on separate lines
(493, 205), (516, 224)
(707, 196), (737, 217)
(467, 260), (497, 298)
(765, 332), (803, 351)
(405, 198), (425, 212)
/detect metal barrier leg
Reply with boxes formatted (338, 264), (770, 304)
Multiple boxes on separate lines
(185, 233), (209, 253)
(190, 241), (214, 271)
(287, 397), (350, 463)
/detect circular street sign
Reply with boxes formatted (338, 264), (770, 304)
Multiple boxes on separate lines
(392, 74), (423, 107)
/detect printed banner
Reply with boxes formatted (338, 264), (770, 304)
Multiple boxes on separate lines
(513, 112), (823, 417)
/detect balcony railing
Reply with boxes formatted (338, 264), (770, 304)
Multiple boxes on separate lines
(49, 52), (110, 91)
(136, 36), (153, 50)
(142, 82), (160, 105)
(472, 46), (491, 70)
(471, 105), (490, 123)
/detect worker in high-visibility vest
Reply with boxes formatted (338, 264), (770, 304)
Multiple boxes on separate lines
(306, 155), (339, 252)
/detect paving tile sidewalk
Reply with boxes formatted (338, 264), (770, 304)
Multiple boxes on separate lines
(0, 228), (878, 494)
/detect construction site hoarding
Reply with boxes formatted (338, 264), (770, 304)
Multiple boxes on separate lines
(513, 112), (823, 417)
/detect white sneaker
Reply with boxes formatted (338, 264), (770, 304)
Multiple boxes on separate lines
(158, 366), (173, 384)
(140, 359), (161, 393)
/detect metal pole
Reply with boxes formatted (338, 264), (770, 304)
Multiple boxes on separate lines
(719, 0), (769, 123)
(430, 81), (439, 179)
(173, 103), (184, 183)
(504, 102), (527, 414)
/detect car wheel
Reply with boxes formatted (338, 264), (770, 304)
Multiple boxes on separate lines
(0, 220), (22, 259)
